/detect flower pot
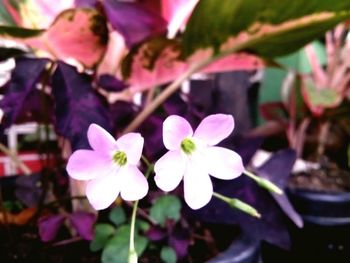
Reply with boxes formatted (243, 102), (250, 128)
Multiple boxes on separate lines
(207, 234), (261, 263)
(285, 187), (350, 262)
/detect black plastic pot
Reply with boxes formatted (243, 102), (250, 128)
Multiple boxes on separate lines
(286, 188), (350, 262)
(207, 235), (261, 263)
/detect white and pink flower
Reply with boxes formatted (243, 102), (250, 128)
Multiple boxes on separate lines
(154, 114), (244, 210)
(66, 124), (148, 210)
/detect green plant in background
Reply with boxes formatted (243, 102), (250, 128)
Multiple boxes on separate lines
(90, 194), (182, 263)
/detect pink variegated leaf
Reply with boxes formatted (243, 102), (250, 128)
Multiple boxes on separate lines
(301, 79), (342, 116)
(121, 38), (265, 92)
(0, 8), (108, 68)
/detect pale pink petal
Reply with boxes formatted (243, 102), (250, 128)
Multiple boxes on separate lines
(66, 150), (111, 180)
(116, 133), (144, 165)
(183, 159), (213, 209)
(163, 115), (193, 150)
(120, 165), (148, 201)
(154, 150), (186, 191)
(87, 124), (116, 154)
(205, 147), (244, 180)
(194, 114), (234, 146)
(86, 169), (120, 210)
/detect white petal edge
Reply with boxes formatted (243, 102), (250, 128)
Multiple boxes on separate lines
(86, 168), (120, 210)
(66, 150), (111, 180)
(120, 165), (148, 201)
(163, 115), (193, 150)
(87, 124), (116, 154)
(194, 114), (234, 146)
(205, 146), (244, 180)
(183, 159), (213, 210)
(154, 150), (186, 192)
(116, 133), (144, 165)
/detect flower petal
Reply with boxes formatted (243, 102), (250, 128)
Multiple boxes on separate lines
(87, 124), (116, 153)
(154, 150), (186, 192)
(86, 169), (120, 210)
(120, 165), (148, 201)
(183, 159), (213, 210)
(66, 150), (111, 180)
(205, 146), (244, 180)
(194, 114), (234, 146)
(163, 115), (193, 150)
(116, 133), (144, 165)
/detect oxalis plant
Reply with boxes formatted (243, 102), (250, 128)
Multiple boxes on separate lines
(1, 0), (350, 262)
(66, 115), (282, 263)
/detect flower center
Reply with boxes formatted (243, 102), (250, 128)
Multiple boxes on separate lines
(180, 138), (196, 155)
(113, 151), (127, 166)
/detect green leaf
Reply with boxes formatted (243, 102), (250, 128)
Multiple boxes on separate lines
(109, 206), (126, 226)
(135, 219), (150, 232)
(160, 246), (177, 263)
(90, 224), (115, 252)
(150, 195), (181, 226)
(182, 0), (350, 58)
(304, 81), (340, 108)
(0, 25), (44, 38)
(101, 225), (148, 263)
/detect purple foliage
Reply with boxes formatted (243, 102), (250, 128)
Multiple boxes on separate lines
(168, 226), (191, 259)
(139, 115), (164, 160)
(186, 149), (301, 249)
(15, 173), (42, 207)
(0, 58), (48, 134)
(110, 101), (137, 133)
(38, 214), (66, 242)
(97, 74), (128, 92)
(52, 62), (111, 150)
(255, 149), (303, 228)
(146, 226), (166, 241)
(102, 0), (167, 47)
(74, 0), (97, 8)
(146, 224), (190, 259)
(233, 136), (264, 165)
(68, 211), (96, 240)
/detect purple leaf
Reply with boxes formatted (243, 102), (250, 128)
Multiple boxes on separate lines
(0, 58), (48, 133)
(255, 149), (303, 228)
(74, 0), (97, 8)
(139, 115), (164, 160)
(168, 226), (190, 259)
(233, 136), (264, 166)
(52, 62), (111, 150)
(38, 214), (66, 242)
(110, 101), (137, 133)
(102, 0), (167, 47)
(146, 226), (166, 241)
(186, 176), (292, 249)
(68, 211), (96, 240)
(14, 89), (54, 124)
(97, 74), (128, 92)
(15, 173), (42, 207)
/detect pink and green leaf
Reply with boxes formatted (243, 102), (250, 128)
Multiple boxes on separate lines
(0, 8), (108, 68)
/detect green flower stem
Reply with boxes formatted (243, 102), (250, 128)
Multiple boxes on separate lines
(243, 169), (283, 195)
(128, 156), (154, 263)
(128, 199), (139, 263)
(212, 192), (261, 218)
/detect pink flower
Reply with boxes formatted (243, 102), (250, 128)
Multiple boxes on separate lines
(66, 124), (148, 210)
(154, 114), (244, 209)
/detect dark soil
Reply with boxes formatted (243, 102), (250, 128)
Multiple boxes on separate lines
(288, 161), (350, 192)
(0, 222), (240, 263)
(0, 225), (100, 263)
